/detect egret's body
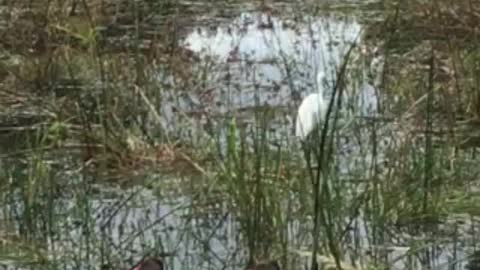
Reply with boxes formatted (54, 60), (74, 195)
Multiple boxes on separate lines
(295, 72), (327, 139)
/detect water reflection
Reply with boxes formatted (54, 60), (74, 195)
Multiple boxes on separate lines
(180, 11), (377, 130)
(185, 13), (360, 77)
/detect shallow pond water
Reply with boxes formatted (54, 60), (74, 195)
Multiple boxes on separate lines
(156, 8), (381, 158)
(1, 1), (478, 270)
(180, 10), (377, 117)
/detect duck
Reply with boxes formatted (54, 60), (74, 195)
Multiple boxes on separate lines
(246, 260), (281, 270)
(132, 258), (164, 270)
(130, 257), (279, 270)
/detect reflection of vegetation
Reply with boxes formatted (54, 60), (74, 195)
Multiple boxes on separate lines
(0, 235), (49, 267)
(1, 0), (480, 269)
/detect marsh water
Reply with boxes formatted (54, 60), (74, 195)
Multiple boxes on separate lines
(0, 1), (478, 270)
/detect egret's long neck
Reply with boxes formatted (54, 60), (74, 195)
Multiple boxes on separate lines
(316, 72), (325, 96)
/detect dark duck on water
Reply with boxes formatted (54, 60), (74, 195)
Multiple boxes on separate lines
(132, 258), (164, 270)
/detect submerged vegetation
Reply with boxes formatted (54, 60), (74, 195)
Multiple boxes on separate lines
(1, 0), (480, 269)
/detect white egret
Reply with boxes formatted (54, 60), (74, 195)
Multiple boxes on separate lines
(295, 72), (327, 140)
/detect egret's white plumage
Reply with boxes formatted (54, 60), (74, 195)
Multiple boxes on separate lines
(295, 72), (327, 139)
